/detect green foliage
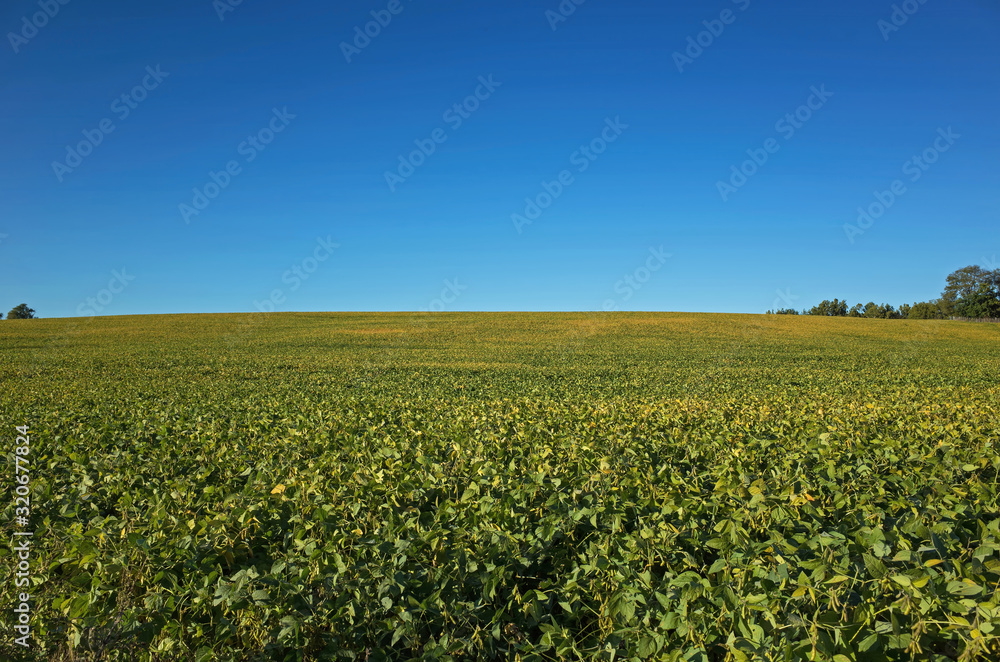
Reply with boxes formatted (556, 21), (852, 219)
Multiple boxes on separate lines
(7, 303), (36, 319)
(941, 266), (1000, 319)
(809, 299), (849, 316)
(2, 313), (999, 661)
(863, 302), (902, 319)
(909, 302), (943, 320)
(798, 263), (1000, 321)
(954, 290), (1000, 319)
(942, 266), (1000, 303)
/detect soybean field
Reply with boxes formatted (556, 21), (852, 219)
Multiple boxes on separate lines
(1, 312), (999, 661)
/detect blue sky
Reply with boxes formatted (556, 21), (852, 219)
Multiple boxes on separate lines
(2, 0), (998, 317)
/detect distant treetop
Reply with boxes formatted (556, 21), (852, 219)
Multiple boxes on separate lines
(770, 265), (1000, 320)
(6, 304), (36, 320)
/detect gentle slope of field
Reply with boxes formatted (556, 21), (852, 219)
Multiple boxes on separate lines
(1, 313), (999, 661)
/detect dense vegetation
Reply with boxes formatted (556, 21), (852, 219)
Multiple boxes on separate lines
(4, 304), (36, 320)
(2, 313), (999, 661)
(768, 265), (1000, 320)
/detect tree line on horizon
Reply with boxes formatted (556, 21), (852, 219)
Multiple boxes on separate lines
(768, 265), (1000, 320)
(1, 303), (36, 320)
(5, 266), (999, 321)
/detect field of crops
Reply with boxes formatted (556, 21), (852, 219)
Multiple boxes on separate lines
(1, 312), (999, 661)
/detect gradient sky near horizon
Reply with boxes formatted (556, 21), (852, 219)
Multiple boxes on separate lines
(2, 0), (998, 317)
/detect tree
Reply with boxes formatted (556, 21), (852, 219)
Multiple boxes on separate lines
(7, 304), (35, 319)
(942, 265), (998, 301)
(860, 302), (900, 319)
(940, 265), (1000, 318)
(880, 303), (901, 319)
(809, 299), (849, 316)
(908, 302), (940, 319)
(767, 264), (1000, 319)
(954, 289), (1000, 319)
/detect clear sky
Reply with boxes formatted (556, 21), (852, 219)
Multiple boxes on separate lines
(2, 0), (998, 317)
